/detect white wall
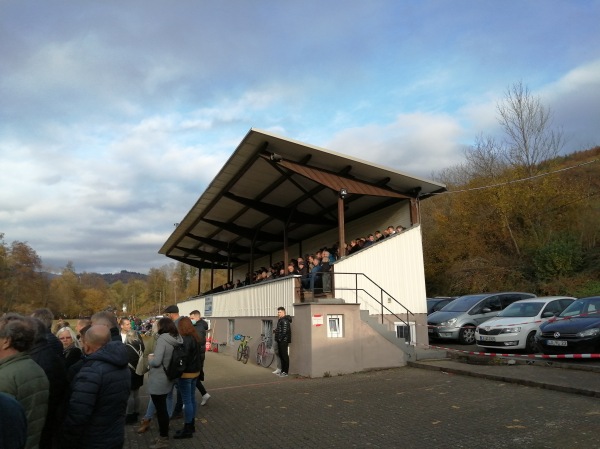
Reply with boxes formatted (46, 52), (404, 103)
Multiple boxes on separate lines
(178, 276), (297, 318)
(333, 226), (427, 315)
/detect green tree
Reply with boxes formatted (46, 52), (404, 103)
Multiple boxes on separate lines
(0, 236), (47, 313)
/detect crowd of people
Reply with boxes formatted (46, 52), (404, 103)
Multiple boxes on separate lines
(0, 305), (212, 449)
(204, 224), (407, 294)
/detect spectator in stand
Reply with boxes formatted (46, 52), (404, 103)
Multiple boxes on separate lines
(363, 234), (375, 248)
(327, 247), (337, 263)
(396, 225), (406, 233)
(375, 230), (384, 241)
(309, 255), (322, 292)
(57, 326), (83, 370)
(321, 254), (332, 292)
(297, 257), (309, 288)
(287, 262), (299, 275)
(348, 239), (360, 254)
(386, 225), (396, 237)
(0, 313), (49, 449)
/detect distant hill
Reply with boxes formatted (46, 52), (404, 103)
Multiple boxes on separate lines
(100, 270), (148, 284)
(41, 269), (148, 285)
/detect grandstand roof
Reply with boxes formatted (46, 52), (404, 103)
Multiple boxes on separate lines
(159, 128), (446, 269)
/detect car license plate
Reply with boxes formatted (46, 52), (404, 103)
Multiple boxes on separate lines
(547, 340), (567, 347)
(479, 336), (495, 342)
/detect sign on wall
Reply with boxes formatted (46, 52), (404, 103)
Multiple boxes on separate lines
(312, 314), (323, 326)
(204, 297), (213, 317)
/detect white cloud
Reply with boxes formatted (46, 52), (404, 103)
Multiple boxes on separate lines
(1, 0), (599, 274)
(326, 113), (467, 178)
(540, 59), (600, 151)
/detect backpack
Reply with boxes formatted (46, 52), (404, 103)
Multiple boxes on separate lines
(163, 343), (186, 380)
(127, 344), (148, 376)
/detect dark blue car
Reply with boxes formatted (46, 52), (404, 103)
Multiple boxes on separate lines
(536, 296), (600, 355)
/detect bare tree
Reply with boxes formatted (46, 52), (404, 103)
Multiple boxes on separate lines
(497, 81), (564, 175)
(464, 134), (506, 180)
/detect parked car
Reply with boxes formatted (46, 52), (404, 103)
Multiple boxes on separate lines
(475, 296), (575, 353)
(536, 296), (600, 355)
(427, 292), (536, 345)
(426, 297), (455, 315)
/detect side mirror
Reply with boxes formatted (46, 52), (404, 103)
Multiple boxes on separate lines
(541, 311), (554, 318)
(481, 307), (491, 313)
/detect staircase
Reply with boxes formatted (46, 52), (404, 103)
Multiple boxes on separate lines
(358, 310), (449, 362)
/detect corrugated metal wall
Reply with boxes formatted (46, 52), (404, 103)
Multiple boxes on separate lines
(178, 276), (297, 318)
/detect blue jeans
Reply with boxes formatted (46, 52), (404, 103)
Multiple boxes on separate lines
(143, 386), (175, 420)
(177, 377), (197, 424)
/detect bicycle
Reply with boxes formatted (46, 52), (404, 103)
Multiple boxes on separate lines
(256, 333), (275, 368)
(234, 334), (252, 364)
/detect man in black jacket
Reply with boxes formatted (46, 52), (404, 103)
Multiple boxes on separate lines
(28, 317), (68, 449)
(61, 325), (131, 449)
(274, 307), (292, 377)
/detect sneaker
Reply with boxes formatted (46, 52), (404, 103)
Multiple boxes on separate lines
(272, 369), (281, 375)
(200, 393), (211, 406)
(279, 372), (288, 377)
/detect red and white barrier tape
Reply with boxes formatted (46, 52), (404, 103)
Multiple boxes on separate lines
(426, 344), (600, 359)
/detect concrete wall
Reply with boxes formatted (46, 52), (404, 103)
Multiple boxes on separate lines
(291, 302), (407, 378)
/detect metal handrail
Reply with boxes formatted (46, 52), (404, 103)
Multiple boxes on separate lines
(308, 271), (414, 327)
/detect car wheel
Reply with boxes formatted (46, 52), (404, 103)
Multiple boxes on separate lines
(525, 331), (538, 353)
(458, 326), (475, 345)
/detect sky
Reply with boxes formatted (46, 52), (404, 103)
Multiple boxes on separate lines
(1, 0), (599, 274)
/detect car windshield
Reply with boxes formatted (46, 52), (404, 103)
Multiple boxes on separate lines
(560, 298), (600, 317)
(440, 295), (487, 312)
(498, 302), (543, 318)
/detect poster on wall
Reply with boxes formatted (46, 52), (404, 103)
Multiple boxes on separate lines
(204, 297), (213, 317)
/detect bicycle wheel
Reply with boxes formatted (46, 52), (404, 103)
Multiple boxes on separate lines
(242, 346), (249, 364)
(256, 342), (265, 365)
(263, 347), (275, 368)
(237, 343), (243, 361)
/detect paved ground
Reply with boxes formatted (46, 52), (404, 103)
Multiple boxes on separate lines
(126, 351), (600, 449)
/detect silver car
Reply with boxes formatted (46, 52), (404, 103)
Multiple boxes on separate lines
(427, 292), (536, 345)
(475, 296), (575, 352)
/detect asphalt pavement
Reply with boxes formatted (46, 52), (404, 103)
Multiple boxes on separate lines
(125, 349), (600, 449)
